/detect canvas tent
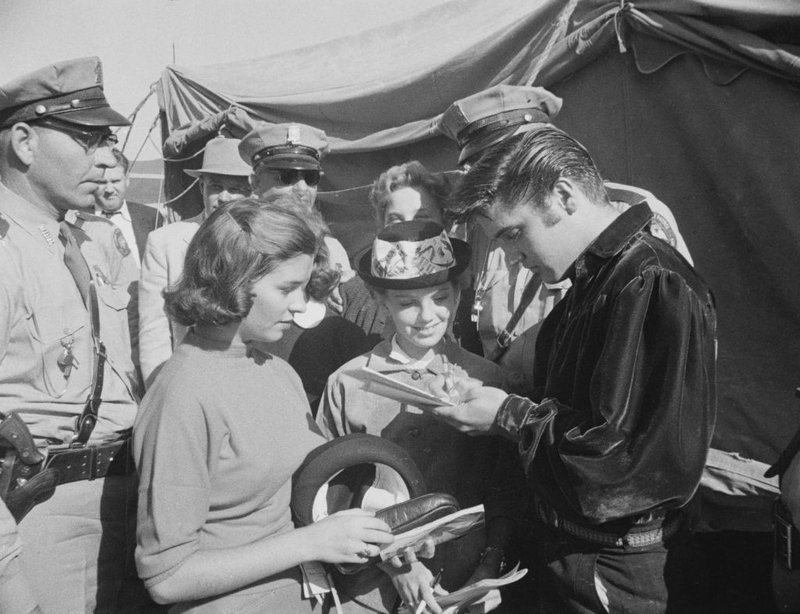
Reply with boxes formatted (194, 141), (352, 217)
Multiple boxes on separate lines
(154, 0), (800, 528)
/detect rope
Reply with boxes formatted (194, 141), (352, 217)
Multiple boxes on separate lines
(525, 0), (580, 86)
(120, 84), (156, 152)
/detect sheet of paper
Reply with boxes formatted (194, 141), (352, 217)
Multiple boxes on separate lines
(397, 564), (528, 614)
(360, 366), (456, 407)
(379, 504), (484, 561)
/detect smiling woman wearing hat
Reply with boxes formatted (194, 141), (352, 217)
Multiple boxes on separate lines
(138, 136), (252, 388)
(317, 221), (522, 614)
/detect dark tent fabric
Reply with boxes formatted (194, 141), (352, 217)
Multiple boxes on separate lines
(156, 0), (800, 527)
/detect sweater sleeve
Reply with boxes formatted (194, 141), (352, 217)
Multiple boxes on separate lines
(133, 385), (218, 588)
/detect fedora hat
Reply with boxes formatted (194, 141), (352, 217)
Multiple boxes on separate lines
(184, 137), (251, 178)
(356, 220), (471, 291)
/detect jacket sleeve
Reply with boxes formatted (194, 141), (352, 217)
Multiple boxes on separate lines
(138, 231), (174, 389)
(495, 267), (717, 523)
(316, 373), (350, 441)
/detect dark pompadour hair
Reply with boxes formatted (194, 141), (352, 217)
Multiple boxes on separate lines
(447, 125), (608, 224)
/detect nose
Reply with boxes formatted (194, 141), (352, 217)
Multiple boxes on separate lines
(288, 287), (308, 314)
(94, 144), (116, 168)
(503, 245), (524, 267)
(418, 298), (436, 323)
(291, 179), (309, 195)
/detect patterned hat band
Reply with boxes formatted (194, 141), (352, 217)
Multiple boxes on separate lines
(371, 228), (456, 280)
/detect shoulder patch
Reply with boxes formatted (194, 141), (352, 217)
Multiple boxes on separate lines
(649, 212), (677, 247)
(113, 228), (131, 257)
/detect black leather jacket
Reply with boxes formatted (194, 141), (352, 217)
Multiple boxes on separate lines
(495, 204), (717, 526)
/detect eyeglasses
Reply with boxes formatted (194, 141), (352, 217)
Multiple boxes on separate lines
(266, 169), (323, 187)
(33, 118), (118, 154)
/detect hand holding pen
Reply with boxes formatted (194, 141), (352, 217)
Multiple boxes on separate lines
(414, 568), (444, 614)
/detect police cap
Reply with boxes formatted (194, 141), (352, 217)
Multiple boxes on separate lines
(439, 84), (562, 165)
(0, 57), (130, 129)
(239, 122), (329, 171)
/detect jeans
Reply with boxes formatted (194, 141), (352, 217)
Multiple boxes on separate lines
(532, 518), (707, 614)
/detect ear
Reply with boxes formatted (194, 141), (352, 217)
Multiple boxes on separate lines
(9, 123), (37, 168)
(249, 172), (262, 195)
(552, 178), (579, 215)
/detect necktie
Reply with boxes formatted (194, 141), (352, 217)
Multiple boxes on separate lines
(59, 221), (92, 307)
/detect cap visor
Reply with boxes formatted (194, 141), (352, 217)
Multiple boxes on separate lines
(57, 107), (131, 127)
(258, 157), (320, 171)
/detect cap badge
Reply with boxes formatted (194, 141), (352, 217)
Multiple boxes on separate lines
(34, 105), (47, 116)
(287, 124), (301, 145)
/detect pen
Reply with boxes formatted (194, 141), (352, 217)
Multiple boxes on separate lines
(414, 569), (443, 614)
(441, 354), (454, 393)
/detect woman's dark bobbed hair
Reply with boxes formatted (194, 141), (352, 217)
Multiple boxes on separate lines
(164, 197), (339, 327)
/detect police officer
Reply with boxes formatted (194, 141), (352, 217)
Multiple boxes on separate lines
(438, 85), (691, 393)
(239, 122), (352, 277)
(0, 57), (149, 612)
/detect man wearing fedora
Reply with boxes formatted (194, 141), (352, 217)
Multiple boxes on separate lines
(0, 57), (153, 612)
(138, 136), (251, 388)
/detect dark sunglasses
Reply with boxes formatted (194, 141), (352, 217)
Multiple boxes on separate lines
(268, 169), (323, 187)
(33, 118), (118, 153)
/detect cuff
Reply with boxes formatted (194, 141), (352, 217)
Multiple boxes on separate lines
(493, 394), (538, 442)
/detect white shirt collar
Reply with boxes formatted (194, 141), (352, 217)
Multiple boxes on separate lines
(96, 200), (131, 222)
(388, 335), (436, 369)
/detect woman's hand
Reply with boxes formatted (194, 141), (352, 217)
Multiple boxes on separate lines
(381, 560), (447, 614)
(299, 508), (393, 564)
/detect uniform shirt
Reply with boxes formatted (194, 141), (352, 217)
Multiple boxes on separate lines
(495, 204), (717, 525)
(0, 184), (139, 445)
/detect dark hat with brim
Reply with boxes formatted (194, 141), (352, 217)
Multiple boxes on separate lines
(356, 220), (471, 291)
(0, 57), (129, 129)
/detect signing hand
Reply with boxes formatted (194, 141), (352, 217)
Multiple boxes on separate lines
(428, 385), (509, 434)
(382, 561), (447, 614)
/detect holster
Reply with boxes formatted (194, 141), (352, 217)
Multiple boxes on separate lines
(335, 492), (459, 575)
(0, 412), (57, 523)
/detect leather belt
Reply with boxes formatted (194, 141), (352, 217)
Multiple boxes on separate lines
(43, 438), (132, 485)
(534, 497), (681, 548)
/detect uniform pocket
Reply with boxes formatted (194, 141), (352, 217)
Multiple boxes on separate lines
(27, 305), (87, 397)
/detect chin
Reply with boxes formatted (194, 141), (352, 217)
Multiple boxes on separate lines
(407, 329), (446, 349)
